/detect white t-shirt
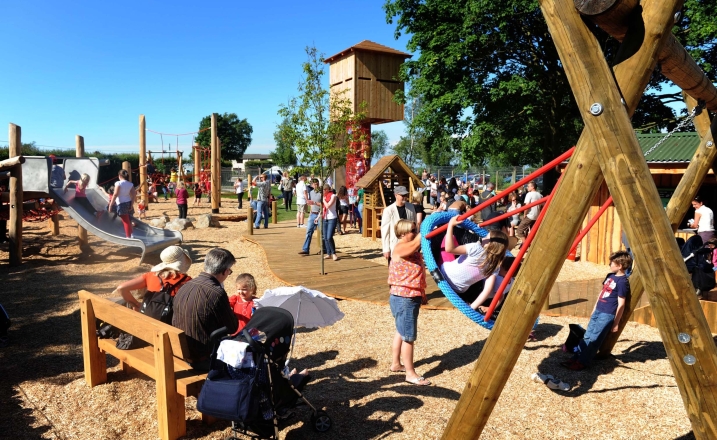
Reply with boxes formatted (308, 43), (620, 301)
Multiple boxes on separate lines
(114, 180), (134, 204)
(524, 191), (542, 220)
(234, 180), (244, 194)
(325, 194), (338, 220)
(440, 241), (487, 293)
(696, 205), (715, 232)
(295, 181), (307, 204)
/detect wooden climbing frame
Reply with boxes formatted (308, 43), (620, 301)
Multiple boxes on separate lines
(442, 1), (717, 439)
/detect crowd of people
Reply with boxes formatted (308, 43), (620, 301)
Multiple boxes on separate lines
(76, 164), (717, 389)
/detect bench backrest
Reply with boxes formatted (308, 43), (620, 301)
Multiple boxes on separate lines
(79, 290), (190, 359)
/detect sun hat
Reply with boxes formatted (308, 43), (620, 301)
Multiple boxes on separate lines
(151, 246), (192, 273)
(394, 185), (409, 195)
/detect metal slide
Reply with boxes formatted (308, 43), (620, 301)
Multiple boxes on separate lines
(24, 156), (182, 263)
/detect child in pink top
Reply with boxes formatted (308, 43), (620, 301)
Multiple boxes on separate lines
(388, 219), (430, 386)
(229, 273), (257, 336)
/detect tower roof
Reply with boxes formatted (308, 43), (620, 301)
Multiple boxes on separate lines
(324, 40), (412, 63)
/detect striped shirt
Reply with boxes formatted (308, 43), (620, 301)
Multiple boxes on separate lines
(172, 272), (238, 361)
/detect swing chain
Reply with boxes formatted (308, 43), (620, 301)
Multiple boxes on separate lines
(642, 100), (706, 158)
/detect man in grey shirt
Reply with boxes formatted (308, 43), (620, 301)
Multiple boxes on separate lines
(299, 179), (323, 255)
(252, 174), (272, 229)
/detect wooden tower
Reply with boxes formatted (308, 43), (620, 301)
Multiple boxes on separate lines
(442, 0), (717, 439)
(324, 41), (411, 190)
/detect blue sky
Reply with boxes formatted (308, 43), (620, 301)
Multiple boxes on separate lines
(0, 1), (411, 156)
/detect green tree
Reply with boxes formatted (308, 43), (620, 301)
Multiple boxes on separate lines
(370, 130), (390, 160)
(278, 45), (366, 179)
(194, 113), (253, 161)
(270, 118), (298, 167)
(384, 0), (717, 187)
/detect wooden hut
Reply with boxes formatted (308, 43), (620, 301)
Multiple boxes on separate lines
(568, 132), (716, 265)
(355, 155), (424, 240)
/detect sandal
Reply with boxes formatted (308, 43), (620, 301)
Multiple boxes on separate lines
(389, 366), (406, 373)
(405, 376), (431, 386)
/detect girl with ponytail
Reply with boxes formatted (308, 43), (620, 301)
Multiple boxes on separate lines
(440, 215), (509, 295)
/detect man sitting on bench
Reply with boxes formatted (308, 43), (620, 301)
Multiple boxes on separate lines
(172, 248), (239, 370)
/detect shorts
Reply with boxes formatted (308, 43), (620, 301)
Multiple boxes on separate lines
(510, 218), (520, 227)
(114, 201), (133, 216)
(297, 204), (307, 213)
(338, 205), (349, 215)
(389, 294), (421, 342)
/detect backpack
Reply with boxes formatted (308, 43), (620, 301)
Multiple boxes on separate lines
(0, 304), (10, 346)
(117, 274), (188, 350)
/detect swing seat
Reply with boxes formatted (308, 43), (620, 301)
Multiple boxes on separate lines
(421, 212), (538, 330)
(421, 212), (499, 329)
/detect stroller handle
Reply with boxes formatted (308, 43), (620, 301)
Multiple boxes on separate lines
(209, 326), (229, 342)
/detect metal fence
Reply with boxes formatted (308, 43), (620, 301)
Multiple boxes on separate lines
(422, 166), (541, 190)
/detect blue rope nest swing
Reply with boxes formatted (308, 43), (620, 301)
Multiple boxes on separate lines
(420, 211), (498, 329)
(420, 211), (537, 331)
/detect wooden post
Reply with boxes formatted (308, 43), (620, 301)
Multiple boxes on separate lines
(442, 0), (696, 437)
(76, 135), (87, 246)
(216, 138), (221, 208)
(79, 294), (107, 386)
(578, 0), (717, 112)
(193, 143), (200, 186)
(8, 123), (23, 266)
(153, 330), (185, 440)
(551, 0), (717, 436)
(139, 115), (148, 207)
(122, 161), (132, 177)
(210, 114), (219, 214)
(684, 93), (712, 137)
(271, 200), (277, 224)
(599, 91), (716, 356)
(247, 207), (253, 235)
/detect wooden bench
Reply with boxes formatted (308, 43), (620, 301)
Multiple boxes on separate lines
(78, 290), (208, 440)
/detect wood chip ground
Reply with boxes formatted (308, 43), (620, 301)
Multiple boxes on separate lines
(0, 202), (696, 439)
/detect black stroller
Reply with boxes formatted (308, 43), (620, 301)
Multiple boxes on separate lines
(197, 307), (332, 439)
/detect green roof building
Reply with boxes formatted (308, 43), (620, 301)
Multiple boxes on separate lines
(566, 132), (715, 265)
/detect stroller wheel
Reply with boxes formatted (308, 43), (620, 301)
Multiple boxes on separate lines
(311, 410), (332, 432)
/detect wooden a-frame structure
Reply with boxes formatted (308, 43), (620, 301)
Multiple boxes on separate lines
(443, 0), (717, 438)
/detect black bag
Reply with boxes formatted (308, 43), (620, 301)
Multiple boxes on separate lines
(0, 303), (10, 339)
(693, 266), (716, 292)
(116, 274), (188, 350)
(197, 365), (261, 421)
(563, 324), (586, 354)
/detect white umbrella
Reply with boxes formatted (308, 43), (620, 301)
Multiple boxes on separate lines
(255, 286), (345, 364)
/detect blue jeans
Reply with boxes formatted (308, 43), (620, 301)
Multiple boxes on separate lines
(254, 200), (268, 228)
(574, 311), (615, 366)
(302, 212), (319, 252)
(390, 295), (421, 342)
(357, 203), (363, 233)
(323, 218), (337, 255)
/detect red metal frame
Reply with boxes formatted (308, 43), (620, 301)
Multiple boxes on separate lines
(569, 196), (613, 254)
(483, 172), (565, 321)
(425, 147), (575, 239)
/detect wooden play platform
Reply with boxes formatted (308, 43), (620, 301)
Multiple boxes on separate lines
(245, 221), (452, 309)
(244, 220), (657, 317)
